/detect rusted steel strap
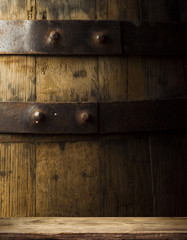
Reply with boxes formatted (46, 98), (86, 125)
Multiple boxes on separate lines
(100, 99), (187, 133)
(0, 99), (186, 134)
(0, 20), (186, 55)
(0, 103), (98, 134)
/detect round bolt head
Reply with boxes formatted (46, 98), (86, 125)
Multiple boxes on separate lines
(50, 31), (60, 40)
(34, 111), (45, 123)
(80, 112), (90, 122)
(96, 34), (106, 44)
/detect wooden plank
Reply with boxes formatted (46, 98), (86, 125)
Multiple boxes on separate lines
(139, 0), (187, 216)
(100, 136), (153, 216)
(1, 233), (186, 240)
(178, 0), (187, 21)
(35, 0), (101, 217)
(143, 56), (186, 100)
(95, 0), (108, 20)
(0, 56), (36, 102)
(100, 0), (153, 217)
(36, 141), (101, 216)
(36, 0), (96, 20)
(0, 143), (36, 217)
(0, 0), (36, 217)
(0, 0), (36, 20)
(36, 1), (98, 103)
(36, 57), (98, 102)
(127, 56), (145, 100)
(139, 0), (180, 21)
(0, 1), (36, 102)
(99, 0), (140, 102)
(108, 0), (140, 21)
(149, 133), (187, 216)
(98, 56), (127, 101)
(0, 218), (186, 240)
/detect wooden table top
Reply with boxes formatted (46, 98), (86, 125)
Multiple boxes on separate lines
(0, 217), (187, 239)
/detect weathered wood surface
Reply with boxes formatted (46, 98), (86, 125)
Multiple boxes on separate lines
(0, 217), (187, 240)
(0, 0), (36, 218)
(0, 0), (187, 218)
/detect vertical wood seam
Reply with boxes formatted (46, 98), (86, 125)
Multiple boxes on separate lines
(126, 58), (129, 101)
(95, 0), (97, 20)
(149, 136), (156, 216)
(34, 0), (37, 217)
(183, 60), (187, 96)
(138, 0), (142, 20)
(107, 0), (108, 20)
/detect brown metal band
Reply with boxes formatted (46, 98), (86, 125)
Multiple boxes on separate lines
(0, 20), (186, 55)
(0, 99), (186, 134)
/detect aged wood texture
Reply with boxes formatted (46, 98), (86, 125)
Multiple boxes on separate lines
(35, 0), (101, 217)
(139, 0), (187, 217)
(99, 0), (153, 218)
(100, 136), (153, 216)
(0, 0), (186, 218)
(36, 57), (98, 102)
(149, 133), (187, 217)
(0, 0), (36, 102)
(0, 0), (36, 217)
(36, 142), (101, 216)
(1, 218), (187, 239)
(0, 143), (35, 217)
(1, 217), (187, 233)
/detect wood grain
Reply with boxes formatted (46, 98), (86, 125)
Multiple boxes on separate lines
(98, 0), (153, 217)
(98, 57), (127, 101)
(1, 233), (186, 240)
(0, 0), (35, 20)
(0, 0), (36, 102)
(36, 0), (98, 104)
(35, 0), (101, 217)
(36, 0), (96, 20)
(139, 0), (187, 216)
(1, 217), (186, 240)
(178, 0), (187, 21)
(139, 0), (180, 22)
(0, 143), (36, 217)
(142, 56), (186, 100)
(0, 0), (186, 218)
(100, 136), (153, 216)
(0, 56), (36, 102)
(36, 141), (101, 216)
(1, 217), (187, 233)
(36, 57), (98, 102)
(108, 0), (140, 21)
(149, 133), (187, 216)
(0, 0), (36, 217)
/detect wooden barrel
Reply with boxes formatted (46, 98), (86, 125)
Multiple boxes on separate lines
(0, 0), (186, 217)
